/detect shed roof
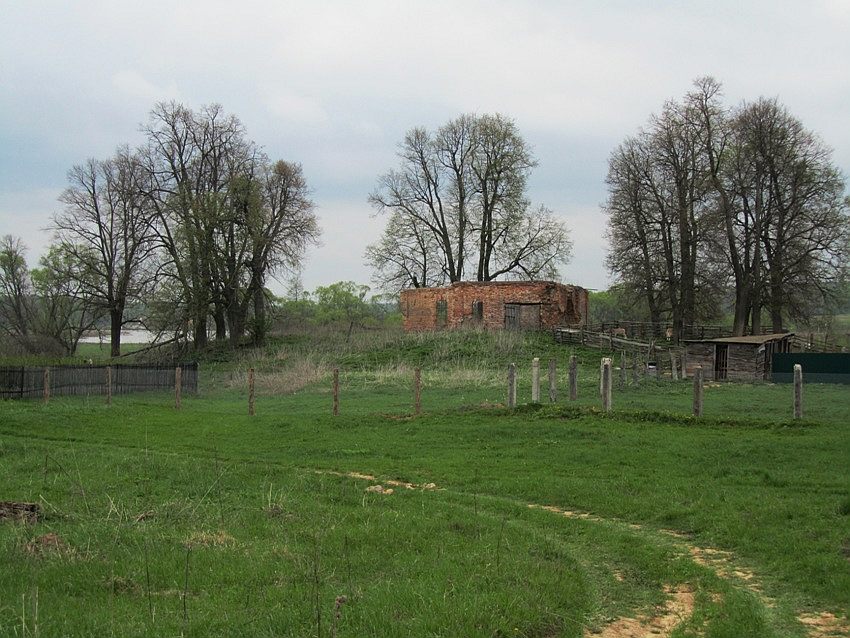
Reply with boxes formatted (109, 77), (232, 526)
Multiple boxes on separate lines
(684, 333), (794, 345)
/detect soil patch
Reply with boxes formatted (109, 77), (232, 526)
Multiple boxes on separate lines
(585, 585), (695, 638)
(798, 612), (850, 638)
(0, 501), (40, 524)
(320, 470), (439, 492)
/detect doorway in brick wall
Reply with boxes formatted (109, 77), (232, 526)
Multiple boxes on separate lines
(504, 303), (541, 329)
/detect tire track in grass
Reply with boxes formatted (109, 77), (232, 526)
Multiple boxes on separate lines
(328, 469), (850, 638)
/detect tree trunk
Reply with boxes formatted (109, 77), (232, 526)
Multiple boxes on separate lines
(732, 286), (749, 336)
(110, 308), (123, 358)
(193, 314), (208, 349)
(214, 305), (228, 341)
(253, 286), (266, 347)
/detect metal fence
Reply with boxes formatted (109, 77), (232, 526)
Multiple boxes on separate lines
(772, 353), (850, 384)
(0, 363), (198, 400)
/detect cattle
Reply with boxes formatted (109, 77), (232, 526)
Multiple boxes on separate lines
(611, 328), (627, 338)
(665, 328), (674, 341)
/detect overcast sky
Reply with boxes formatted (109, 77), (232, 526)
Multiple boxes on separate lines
(2, 0), (848, 295)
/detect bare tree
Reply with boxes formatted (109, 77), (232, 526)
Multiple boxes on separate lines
(0, 235), (36, 346)
(55, 147), (156, 356)
(364, 209), (446, 290)
(747, 99), (849, 330)
(604, 138), (666, 329)
(140, 102), (257, 348)
(140, 102), (319, 348)
(469, 114), (538, 280)
(606, 78), (849, 337)
(606, 95), (716, 341)
(222, 160), (319, 346)
(369, 113), (571, 290)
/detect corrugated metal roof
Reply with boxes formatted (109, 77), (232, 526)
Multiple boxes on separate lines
(684, 333), (794, 345)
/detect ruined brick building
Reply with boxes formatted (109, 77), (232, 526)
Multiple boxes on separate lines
(400, 281), (588, 332)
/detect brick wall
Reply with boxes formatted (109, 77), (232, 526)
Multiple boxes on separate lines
(400, 281), (588, 332)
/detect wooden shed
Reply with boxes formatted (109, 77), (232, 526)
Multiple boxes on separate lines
(399, 281), (588, 332)
(683, 333), (794, 381)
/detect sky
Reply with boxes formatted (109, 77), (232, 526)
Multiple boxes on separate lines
(1, 0), (848, 296)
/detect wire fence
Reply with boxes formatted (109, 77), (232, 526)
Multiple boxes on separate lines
(0, 363), (198, 400)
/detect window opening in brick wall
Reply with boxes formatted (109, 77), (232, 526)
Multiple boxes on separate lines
(472, 301), (483, 322)
(436, 300), (447, 328)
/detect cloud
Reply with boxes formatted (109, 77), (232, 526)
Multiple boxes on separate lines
(112, 70), (181, 104)
(1, 0), (848, 294)
(262, 91), (330, 127)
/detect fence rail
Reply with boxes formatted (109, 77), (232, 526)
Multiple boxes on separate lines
(0, 363), (198, 400)
(572, 322), (843, 353)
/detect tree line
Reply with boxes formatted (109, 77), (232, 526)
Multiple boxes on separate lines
(0, 103), (319, 356)
(2, 88), (846, 356)
(605, 78), (849, 338)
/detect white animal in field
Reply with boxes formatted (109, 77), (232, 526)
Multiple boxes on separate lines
(611, 328), (626, 338)
(665, 328), (674, 341)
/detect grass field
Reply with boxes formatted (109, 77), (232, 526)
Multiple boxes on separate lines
(1, 330), (848, 637)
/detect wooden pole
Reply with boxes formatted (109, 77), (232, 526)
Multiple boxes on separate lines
(43, 367), (49, 403)
(599, 358), (604, 397)
(548, 359), (557, 403)
(332, 368), (339, 416)
(632, 359), (639, 385)
(248, 367), (255, 416)
(619, 351), (626, 388)
(106, 366), (112, 405)
(413, 367), (421, 415)
(670, 351), (678, 381)
(568, 355), (577, 401)
(601, 358), (612, 412)
(681, 350), (688, 379)
(793, 364), (803, 420)
(507, 363), (516, 408)
(175, 366), (182, 410)
(531, 357), (540, 403)
(692, 365), (704, 417)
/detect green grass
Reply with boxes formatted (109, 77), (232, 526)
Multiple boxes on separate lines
(1, 330), (848, 636)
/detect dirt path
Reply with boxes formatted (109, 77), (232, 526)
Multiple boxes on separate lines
(584, 585), (695, 638)
(323, 469), (850, 637)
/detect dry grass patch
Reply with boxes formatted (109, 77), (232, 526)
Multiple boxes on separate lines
(184, 530), (236, 548)
(22, 532), (74, 558)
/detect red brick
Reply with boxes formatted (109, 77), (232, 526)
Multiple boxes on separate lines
(400, 281), (588, 332)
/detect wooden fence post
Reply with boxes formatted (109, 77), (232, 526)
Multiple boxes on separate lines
(793, 364), (803, 420)
(548, 359), (557, 403)
(632, 359), (639, 384)
(531, 357), (540, 403)
(43, 367), (49, 403)
(248, 367), (255, 416)
(568, 355), (577, 401)
(599, 358), (604, 397)
(106, 366), (112, 405)
(601, 358), (612, 413)
(332, 368), (339, 416)
(670, 351), (678, 381)
(692, 366), (703, 417)
(175, 366), (182, 410)
(507, 363), (517, 408)
(681, 351), (688, 379)
(413, 367), (422, 415)
(619, 351), (626, 388)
